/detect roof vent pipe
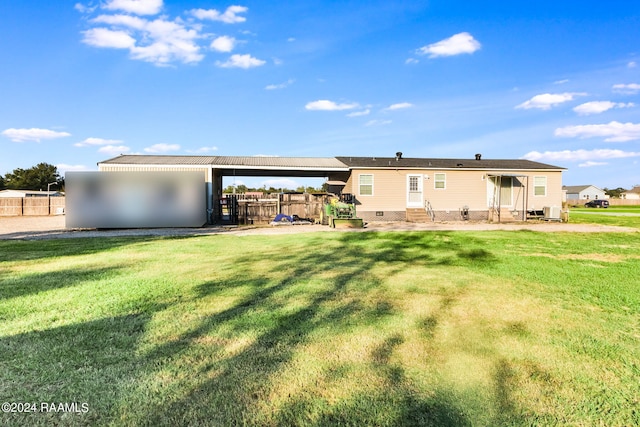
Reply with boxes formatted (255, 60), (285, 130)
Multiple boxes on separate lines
(395, 152), (403, 161)
(475, 153), (482, 160)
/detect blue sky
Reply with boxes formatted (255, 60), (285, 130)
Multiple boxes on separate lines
(2, 0), (640, 190)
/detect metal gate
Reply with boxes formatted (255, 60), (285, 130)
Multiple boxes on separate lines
(215, 194), (239, 224)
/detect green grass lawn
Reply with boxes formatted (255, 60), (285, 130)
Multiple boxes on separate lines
(1, 230), (639, 426)
(569, 205), (640, 229)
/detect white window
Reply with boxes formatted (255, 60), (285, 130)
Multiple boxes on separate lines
(359, 174), (373, 196)
(409, 176), (419, 192)
(534, 176), (547, 196)
(434, 173), (446, 189)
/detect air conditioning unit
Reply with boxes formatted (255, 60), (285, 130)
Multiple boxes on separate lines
(543, 206), (561, 220)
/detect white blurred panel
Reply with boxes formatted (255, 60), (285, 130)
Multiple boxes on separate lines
(66, 171), (206, 228)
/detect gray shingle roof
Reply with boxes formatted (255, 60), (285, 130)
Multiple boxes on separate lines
(336, 156), (565, 170)
(562, 185), (596, 193)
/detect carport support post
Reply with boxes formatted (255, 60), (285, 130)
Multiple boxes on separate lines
(47, 182), (57, 216)
(206, 167), (214, 224)
(210, 169), (223, 224)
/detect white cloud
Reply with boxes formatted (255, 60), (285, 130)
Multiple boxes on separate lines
(346, 109), (370, 117)
(75, 137), (123, 147)
(579, 161), (608, 167)
(405, 58), (419, 65)
(103, 0), (163, 16)
(554, 79), (569, 85)
(190, 6), (248, 24)
(216, 54), (265, 69)
(555, 121), (640, 142)
(74, 3), (97, 13)
(305, 100), (358, 111)
(628, 61), (637, 69)
(98, 145), (131, 155)
(365, 119), (392, 127)
(612, 83), (640, 94)
(132, 19), (203, 65)
(384, 102), (413, 111)
(210, 35), (236, 52)
(144, 143), (180, 153)
(83, 15), (203, 65)
(573, 101), (634, 115)
(522, 148), (640, 162)
(93, 14), (147, 29)
(265, 79), (294, 90)
(417, 32), (481, 58)
(82, 28), (136, 48)
(2, 128), (71, 143)
(515, 92), (586, 110)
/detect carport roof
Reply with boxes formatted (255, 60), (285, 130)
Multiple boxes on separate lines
(100, 155), (349, 169)
(99, 155), (350, 177)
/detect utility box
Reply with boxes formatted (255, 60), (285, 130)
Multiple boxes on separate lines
(543, 206), (561, 221)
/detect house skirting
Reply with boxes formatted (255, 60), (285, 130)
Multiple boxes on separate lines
(431, 210), (490, 221)
(404, 208), (491, 222)
(358, 211), (407, 222)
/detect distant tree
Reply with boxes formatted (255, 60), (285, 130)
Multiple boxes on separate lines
(0, 174), (5, 190)
(604, 187), (627, 198)
(3, 163), (62, 191)
(223, 184), (249, 194)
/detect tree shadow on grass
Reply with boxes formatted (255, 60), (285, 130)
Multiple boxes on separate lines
(0, 312), (155, 427)
(2, 231), (508, 425)
(272, 330), (472, 427)
(120, 231), (498, 425)
(0, 236), (167, 262)
(0, 266), (125, 301)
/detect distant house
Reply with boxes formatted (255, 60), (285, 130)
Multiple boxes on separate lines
(621, 186), (640, 200)
(0, 189), (62, 198)
(563, 185), (607, 201)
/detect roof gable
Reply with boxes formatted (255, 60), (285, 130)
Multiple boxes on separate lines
(562, 185), (604, 193)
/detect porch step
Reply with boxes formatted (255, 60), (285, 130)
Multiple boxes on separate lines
(491, 209), (520, 222)
(406, 208), (432, 223)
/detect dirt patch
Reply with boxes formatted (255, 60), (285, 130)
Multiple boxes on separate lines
(525, 252), (637, 263)
(0, 215), (637, 240)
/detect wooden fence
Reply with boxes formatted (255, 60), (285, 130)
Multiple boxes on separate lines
(566, 199), (640, 207)
(0, 197), (66, 216)
(235, 193), (327, 224)
(608, 199), (640, 206)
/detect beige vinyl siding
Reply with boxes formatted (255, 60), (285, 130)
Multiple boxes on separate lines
(425, 170), (487, 210)
(529, 172), (563, 210)
(352, 168), (564, 214)
(351, 169), (406, 211)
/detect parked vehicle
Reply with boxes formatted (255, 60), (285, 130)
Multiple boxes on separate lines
(584, 200), (609, 208)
